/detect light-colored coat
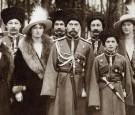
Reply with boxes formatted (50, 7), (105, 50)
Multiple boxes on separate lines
(41, 37), (94, 115)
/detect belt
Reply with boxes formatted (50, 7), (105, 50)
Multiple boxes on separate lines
(58, 69), (82, 75)
(99, 76), (122, 83)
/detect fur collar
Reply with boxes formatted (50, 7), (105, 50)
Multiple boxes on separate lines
(19, 35), (52, 79)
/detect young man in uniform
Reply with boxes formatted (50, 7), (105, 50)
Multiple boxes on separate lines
(1, 7), (25, 53)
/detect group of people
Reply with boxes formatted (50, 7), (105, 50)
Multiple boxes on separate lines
(0, 5), (135, 115)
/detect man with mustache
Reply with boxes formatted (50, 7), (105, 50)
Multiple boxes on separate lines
(87, 12), (105, 56)
(50, 9), (66, 41)
(41, 9), (94, 115)
(1, 7), (25, 53)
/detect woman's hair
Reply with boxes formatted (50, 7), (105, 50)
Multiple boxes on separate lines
(99, 27), (119, 46)
(26, 23), (45, 38)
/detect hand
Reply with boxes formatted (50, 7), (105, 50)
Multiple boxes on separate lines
(15, 92), (23, 102)
(95, 106), (100, 110)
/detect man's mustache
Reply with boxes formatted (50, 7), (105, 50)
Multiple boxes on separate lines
(10, 28), (17, 31)
(92, 29), (100, 33)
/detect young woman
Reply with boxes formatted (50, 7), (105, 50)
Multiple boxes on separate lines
(114, 14), (135, 115)
(11, 6), (52, 115)
(88, 28), (133, 115)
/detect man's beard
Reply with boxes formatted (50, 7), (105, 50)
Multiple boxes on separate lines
(68, 30), (78, 37)
(92, 29), (101, 36)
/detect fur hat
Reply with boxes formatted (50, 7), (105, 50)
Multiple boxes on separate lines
(87, 12), (105, 30)
(22, 6), (52, 34)
(50, 9), (65, 26)
(99, 27), (119, 46)
(1, 7), (25, 25)
(65, 8), (84, 26)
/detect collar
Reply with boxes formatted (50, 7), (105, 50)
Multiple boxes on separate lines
(54, 32), (65, 38)
(66, 33), (79, 40)
(105, 50), (116, 57)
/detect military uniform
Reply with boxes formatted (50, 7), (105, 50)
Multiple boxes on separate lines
(2, 34), (25, 53)
(90, 37), (104, 56)
(89, 52), (133, 115)
(41, 35), (94, 115)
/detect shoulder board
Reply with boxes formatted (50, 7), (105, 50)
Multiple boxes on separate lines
(116, 53), (125, 58)
(19, 33), (26, 38)
(53, 36), (66, 42)
(79, 37), (91, 44)
(96, 53), (104, 58)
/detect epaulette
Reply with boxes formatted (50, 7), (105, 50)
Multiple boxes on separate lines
(53, 36), (66, 42)
(80, 37), (91, 44)
(19, 33), (26, 38)
(96, 53), (104, 58)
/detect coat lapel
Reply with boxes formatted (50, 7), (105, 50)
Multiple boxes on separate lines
(19, 38), (45, 79)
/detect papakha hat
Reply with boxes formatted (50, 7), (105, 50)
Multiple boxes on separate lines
(99, 27), (119, 46)
(87, 12), (105, 30)
(50, 9), (66, 25)
(65, 8), (84, 26)
(22, 6), (52, 34)
(1, 7), (25, 25)
(113, 14), (135, 28)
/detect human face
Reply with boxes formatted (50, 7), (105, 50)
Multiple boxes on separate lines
(66, 20), (81, 37)
(31, 24), (44, 39)
(54, 20), (65, 35)
(121, 21), (134, 35)
(105, 37), (118, 52)
(6, 19), (21, 35)
(90, 19), (103, 37)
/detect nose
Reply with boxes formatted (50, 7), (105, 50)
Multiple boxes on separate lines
(12, 23), (16, 27)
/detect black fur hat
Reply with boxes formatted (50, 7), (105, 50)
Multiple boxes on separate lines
(65, 8), (84, 26)
(99, 27), (119, 46)
(1, 7), (25, 25)
(50, 9), (65, 26)
(87, 12), (105, 30)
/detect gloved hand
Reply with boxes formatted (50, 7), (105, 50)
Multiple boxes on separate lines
(15, 92), (23, 102)
(12, 85), (26, 94)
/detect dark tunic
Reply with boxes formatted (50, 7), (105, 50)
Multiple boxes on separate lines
(41, 36), (94, 115)
(89, 53), (133, 115)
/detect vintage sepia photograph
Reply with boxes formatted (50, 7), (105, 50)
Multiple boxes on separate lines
(0, 0), (135, 115)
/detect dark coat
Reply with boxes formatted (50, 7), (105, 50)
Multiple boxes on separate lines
(12, 35), (52, 115)
(89, 53), (133, 115)
(41, 36), (95, 115)
(0, 43), (14, 115)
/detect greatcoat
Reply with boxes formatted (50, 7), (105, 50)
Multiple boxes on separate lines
(41, 36), (94, 115)
(89, 53), (133, 115)
(12, 35), (52, 115)
(0, 43), (14, 115)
